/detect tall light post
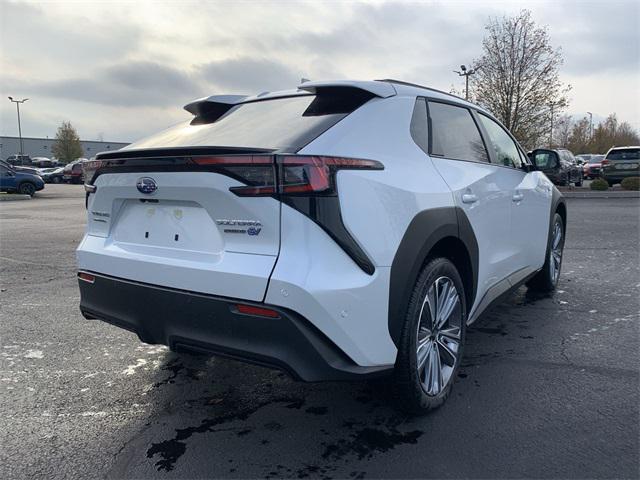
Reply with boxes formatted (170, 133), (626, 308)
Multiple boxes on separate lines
(453, 65), (479, 100)
(8, 96), (28, 157)
(587, 111), (593, 139)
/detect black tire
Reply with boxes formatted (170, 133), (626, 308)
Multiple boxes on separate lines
(575, 176), (583, 187)
(527, 212), (564, 292)
(18, 182), (36, 197)
(52, 176), (61, 184)
(393, 257), (466, 414)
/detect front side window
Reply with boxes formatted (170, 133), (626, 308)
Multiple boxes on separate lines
(478, 114), (523, 168)
(428, 102), (488, 162)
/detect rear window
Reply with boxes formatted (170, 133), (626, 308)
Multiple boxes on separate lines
(126, 94), (363, 152)
(606, 148), (639, 160)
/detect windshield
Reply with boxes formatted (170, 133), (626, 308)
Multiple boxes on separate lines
(606, 149), (640, 160)
(126, 95), (353, 152)
(589, 156), (604, 163)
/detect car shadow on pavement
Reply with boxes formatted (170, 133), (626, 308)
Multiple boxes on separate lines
(108, 287), (565, 479)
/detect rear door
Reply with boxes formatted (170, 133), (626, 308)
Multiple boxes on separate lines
(78, 93), (369, 301)
(426, 101), (513, 315)
(476, 113), (551, 276)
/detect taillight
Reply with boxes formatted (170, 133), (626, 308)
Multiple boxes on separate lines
(192, 155), (277, 197)
(83, 160), (103, 183)
(221, 155), (383, 197)
(601, 159), (610, 167)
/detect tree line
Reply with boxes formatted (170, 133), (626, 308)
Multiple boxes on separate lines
(464, 9), (638, 153)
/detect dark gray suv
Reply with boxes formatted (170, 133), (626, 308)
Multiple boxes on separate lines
(531, 148), (583, 186)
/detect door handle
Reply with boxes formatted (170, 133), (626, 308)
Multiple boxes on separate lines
(512, 192), (524, 202)
(462, 193), (478, 204)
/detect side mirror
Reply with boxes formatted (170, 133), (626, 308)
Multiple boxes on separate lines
(522, 163), (536, 173)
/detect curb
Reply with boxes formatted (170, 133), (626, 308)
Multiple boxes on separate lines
(561, 191), (640, 199)
(0, 194), (32, 201)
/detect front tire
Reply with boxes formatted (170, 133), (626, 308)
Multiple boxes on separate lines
(575, 176), (583, 187)
(527, 212), (564, 292)
(18, 182), (36, 196)
(393, 258), (466, 414)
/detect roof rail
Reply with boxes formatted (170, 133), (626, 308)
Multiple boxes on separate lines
(377, 79), (469, 103)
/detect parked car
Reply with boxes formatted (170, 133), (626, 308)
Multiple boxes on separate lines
(40, 167), (65, 183)
(601, 146), (640, 186)
(31, 157), (59, 168)
(63, 159), (87, 184)
(5, 154), (33, 166)
(0, 160), (45, 196)
(582, 154), (605, 179)
(76, 79), (566, 413)
(530, 148), (583, 186)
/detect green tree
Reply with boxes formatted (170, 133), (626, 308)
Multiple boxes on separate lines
(51, 121), (83, 163)
(470, 10), (571, 149)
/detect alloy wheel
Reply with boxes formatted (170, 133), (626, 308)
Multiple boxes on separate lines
(550, 219), (563, 284)
(415, 276), (462, 396)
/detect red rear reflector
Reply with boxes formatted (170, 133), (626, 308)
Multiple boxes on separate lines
(78, 272), (95, 284)
(235, 304), (280, 318)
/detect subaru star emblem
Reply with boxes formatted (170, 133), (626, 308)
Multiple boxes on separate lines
(136, 177), (157, 194)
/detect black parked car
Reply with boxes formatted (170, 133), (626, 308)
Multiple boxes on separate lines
(530, 148), (583, 186)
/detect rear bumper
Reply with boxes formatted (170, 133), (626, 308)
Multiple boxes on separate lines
(78, 272), (391, 382)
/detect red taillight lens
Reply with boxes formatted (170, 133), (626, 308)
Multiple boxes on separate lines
(601, 159), (610, 166)
(234, 304), (280, 318)
(83, 160), (103, 183)
(223, 155), (383, 197)
(78, 272), (95, 284)
(191, 155), (277, 197)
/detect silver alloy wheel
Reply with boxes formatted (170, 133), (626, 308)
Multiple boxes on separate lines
(550, 219), (563, 284)
(415, 276), (462, 396)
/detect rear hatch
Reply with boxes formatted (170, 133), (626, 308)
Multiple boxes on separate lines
(78, 89), (375, 301)
(602, 148), (640, 176)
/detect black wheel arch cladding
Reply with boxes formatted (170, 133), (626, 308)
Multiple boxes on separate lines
(388, 207), (479, 347)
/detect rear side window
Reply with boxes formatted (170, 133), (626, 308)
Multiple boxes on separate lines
(428, 102), (488, 162)
(533, 151), (556, 169)
(477, 114), (523, 168)
(607, 148), (640, 160)
(128, 94), (368, 153)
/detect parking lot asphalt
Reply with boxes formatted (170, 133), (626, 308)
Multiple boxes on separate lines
(1, 184), (638, 479)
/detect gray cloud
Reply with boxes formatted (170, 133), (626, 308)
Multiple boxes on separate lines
(4, 61), (204, 107)
(199, 57), (301, 93)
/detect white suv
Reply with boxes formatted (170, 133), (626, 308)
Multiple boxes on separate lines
(77, 80), (566, 413)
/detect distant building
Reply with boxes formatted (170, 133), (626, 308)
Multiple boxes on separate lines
(0, 136), (130, 160)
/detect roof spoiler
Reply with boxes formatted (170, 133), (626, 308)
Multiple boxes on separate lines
(298, 80), (396, 98)
(183, 95), (247, 122)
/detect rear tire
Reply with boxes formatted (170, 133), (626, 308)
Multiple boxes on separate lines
(393, 258), (466, 415)
(527, 212), (564, 292)
(52, 177), (61, 184)
(575, 176), (583, 187)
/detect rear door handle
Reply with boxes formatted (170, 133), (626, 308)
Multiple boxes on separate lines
(462, 193), (478, 204)
(512, 192), (524, 202)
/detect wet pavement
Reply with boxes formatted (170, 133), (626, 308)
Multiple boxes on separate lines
(1, 184), (638, 479)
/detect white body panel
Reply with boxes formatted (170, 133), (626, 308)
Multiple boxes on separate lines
(78, 171), (280, 301)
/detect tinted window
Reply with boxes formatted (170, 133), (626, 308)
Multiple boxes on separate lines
(607, 148), (640, 160)
(533, 151), (557, 169)
(478, 114), (523, 168)
(127, 95), (360, 152)
(410, 97), (429, 153)
(429, 102), (488, 162)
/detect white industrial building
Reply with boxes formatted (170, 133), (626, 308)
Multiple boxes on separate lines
(0, 136), (130, 160)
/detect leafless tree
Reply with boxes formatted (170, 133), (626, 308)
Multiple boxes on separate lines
(470, 10), (571, 149)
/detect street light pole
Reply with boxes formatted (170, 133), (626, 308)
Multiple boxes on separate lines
(549, 104), (554, 148)
(453, 65), (479, 100)
(587, 111), (593, 139)
(8, 96), (28, 157)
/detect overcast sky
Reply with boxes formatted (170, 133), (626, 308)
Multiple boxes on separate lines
(1, 0), (638, 143)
